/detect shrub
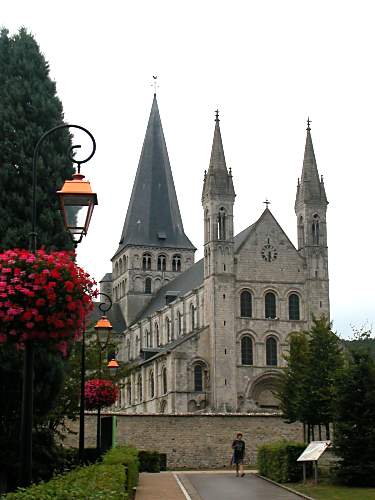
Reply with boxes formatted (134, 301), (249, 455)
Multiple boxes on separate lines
(257, 441), (306, 483)
(102, 446), (139, 491)
(138, 451), (160, 473)
(3, 446), (139, 499)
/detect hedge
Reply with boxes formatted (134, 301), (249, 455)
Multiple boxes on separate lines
(138, 451), (160, 473)
(3, 446), (139, 499)
(257, 440), (306, 483)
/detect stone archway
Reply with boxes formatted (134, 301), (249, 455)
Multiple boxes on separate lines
(248, 373), (280, 409)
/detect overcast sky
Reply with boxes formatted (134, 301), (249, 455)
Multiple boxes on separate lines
(3, 0), (375, 338)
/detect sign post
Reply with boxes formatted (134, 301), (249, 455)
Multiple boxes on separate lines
(297, 441), (331, 484)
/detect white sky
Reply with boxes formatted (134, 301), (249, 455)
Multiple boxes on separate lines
(3, 0), (375, 338)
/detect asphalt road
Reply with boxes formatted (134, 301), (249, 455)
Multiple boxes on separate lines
(180, 473), (302, 500)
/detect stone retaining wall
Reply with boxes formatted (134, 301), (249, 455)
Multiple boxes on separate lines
(64, 413), (303, 468)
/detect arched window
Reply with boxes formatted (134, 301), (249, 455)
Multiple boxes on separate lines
(172, 254), (182, 272)
(137, 375), (142, 402)
(240, 291), (252, 317)
(241, 336), (253, 365)
(119, 258), (123, 275)
(155, 323), (160, 346)
(157, 255), (166, 271)
(166, 317), (171, 342)
(194, 364), (203, 391)
(145, 277), (152, 294)
(115, 262), (119, 278)
(312, 214), (320, 245)
(142, 253), (152, 271)
(149, 370), (155, 398)
(162, 367), (167, 395)
(266, 337), (278, 366)
(265, 292), (276, 319)
(289, 294), (300, 320)
(190, 304), (195, 331)
(146, 329), (151, 347)
(217, 207), (226, 240)
(177, 311), (182, 336)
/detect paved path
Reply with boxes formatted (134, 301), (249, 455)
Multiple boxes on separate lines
(179, 472), (303, 500)
(136, 472), (186, 500)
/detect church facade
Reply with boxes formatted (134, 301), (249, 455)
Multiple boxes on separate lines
(100, 95), (329, 414)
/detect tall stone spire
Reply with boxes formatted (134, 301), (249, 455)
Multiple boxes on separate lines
(115, 95), (195, 255)
(202, 111), (235, 200)
(295, 119), (328, 208)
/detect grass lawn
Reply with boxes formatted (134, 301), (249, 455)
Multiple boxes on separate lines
(289, 481), (375, 499)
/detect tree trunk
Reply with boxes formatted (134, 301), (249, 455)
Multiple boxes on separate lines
(307, 424), (311, 443)
(325, 422), (330, 440)
(318, 424), (322, 440)
(311, 425), (315, 441)
(303, 423), (307, 443)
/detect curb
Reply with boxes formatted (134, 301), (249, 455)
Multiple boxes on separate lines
(256, 474), (315, 500)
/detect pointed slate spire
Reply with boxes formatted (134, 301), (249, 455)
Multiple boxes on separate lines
(295, 119), (328, 207)
(115, 95), (195, 255)
(202, 110), (235, 199)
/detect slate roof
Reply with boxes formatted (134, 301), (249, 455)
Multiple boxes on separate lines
(295, 125), (328, 207)
(88, 302), (127, 334)
(114, 95), (195, 258)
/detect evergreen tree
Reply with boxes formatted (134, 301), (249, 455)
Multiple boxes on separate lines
(0, 27), (74, 251)
(335, 350), (375, 486)
(302, 316), (344, 438)
(277, 332), (309, 424)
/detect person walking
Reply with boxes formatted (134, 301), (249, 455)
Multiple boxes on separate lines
(231, 432), (245, 477)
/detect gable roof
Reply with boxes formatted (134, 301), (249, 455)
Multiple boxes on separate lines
(234, 207), (301, 257)
(114, 95), (195, 258)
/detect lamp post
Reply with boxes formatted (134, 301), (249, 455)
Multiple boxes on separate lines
(20, 125), (97, 487)
(93, 293), (113, 452)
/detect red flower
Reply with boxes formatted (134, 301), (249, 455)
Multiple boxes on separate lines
(84, 379), (118, 410)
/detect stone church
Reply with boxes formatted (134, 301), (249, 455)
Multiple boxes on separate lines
(99, 95), (329, 414)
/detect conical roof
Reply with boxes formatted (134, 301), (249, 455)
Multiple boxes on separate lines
(202, 112), (235, 199)
(295, 122), (327, 207)
(115, 95), (195, 256)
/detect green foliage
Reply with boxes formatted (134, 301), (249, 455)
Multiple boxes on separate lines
(334, 350), (375, 486)
(0, 28), (75, 251)
(277, 332), (309, 423)
(257, 440), (306, 483)
(276, 316), (344, 432)
(302, 317), (344, 427)
(3, 446), (139, 499)
(138, 451), (161, 472)
(102, 446), (139, 491)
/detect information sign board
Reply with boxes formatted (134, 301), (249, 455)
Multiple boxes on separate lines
(297, 441), (331, 462)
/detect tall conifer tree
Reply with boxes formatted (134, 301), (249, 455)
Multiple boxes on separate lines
(0, 27), (74, 251)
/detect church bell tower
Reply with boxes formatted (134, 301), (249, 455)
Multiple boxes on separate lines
(202, 111), (237, 411)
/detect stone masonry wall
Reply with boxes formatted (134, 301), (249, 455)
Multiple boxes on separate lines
(64, 413), (302, 468)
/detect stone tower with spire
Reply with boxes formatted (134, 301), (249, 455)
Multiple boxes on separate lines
(295, 120), (329, 323)
(202, 112), (237, 411)
(111, 95), (196, 326)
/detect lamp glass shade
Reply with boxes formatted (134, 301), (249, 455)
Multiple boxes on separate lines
(57, 173), (98, 244)
(94, 315), (113, 348)
(107, 359), (119, 377)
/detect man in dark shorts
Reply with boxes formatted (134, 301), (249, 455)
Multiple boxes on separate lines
(231, 432), (245, 477)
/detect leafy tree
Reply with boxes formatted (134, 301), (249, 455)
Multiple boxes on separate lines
(0, 27), (77, 486)
(276, 317), (344, 441)
(0, 27), (74, 251)
(277, 332), (309, 424)
(335, 350), (375, 486)
(302, 316), (344, 438)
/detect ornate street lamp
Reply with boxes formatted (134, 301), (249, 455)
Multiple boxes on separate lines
(20, 124), (96, 487)
(57, 171), (98, 245)
(92, 293), (113, 452)
(107, 358), (120, 377)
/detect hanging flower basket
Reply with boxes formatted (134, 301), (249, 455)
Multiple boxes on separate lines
(84, 379), (118, 410)
(0, 248), (97, 355)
